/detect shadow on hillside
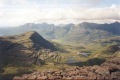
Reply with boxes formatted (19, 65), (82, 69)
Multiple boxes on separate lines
(1, 69), (32, 80)
(67, 58), (106, 67)
(29, 31), (57, 51)
(0, 68), (5, 80)
(0, 40), (31, 80)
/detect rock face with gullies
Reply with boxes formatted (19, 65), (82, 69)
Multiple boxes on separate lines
(0, 31), (56, 66)
(13, 57), (120, 80)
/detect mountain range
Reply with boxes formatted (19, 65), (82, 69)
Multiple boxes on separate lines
(0, 21), (120, 43)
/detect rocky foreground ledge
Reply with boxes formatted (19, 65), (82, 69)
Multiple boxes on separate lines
(13, 57), (120, 80)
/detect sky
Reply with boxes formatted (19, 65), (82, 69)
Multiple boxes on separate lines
(0, 0), (120, 27)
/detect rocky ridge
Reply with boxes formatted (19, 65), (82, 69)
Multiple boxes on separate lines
(13, 57), (120, 80)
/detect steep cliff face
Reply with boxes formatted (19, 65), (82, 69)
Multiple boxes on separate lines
(0, 31), (56, 66)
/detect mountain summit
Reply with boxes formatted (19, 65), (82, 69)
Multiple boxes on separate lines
(0, 31), (56, 66)
(19, 31), (56, 50)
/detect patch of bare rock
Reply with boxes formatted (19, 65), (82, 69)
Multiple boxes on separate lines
(13, 57), (120, 80)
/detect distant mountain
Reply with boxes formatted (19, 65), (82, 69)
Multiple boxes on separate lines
(0, 22), (120, 43)
(0, 31), (56, 66)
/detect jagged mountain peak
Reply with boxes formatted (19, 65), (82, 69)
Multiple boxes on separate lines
(20, 31), (40, 38)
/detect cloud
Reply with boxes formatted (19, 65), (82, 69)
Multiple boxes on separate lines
(0, 0), (120, 26)
(85, 0), (101, 3)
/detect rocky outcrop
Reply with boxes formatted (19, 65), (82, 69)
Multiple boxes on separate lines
(13, 57), (120, 80)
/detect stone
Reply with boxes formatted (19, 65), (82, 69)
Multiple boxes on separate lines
(28, 75), (37, 80)
(111, 71), (120, 79)
(95, 68), (110, 76)
(37, 76), (47, 79)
